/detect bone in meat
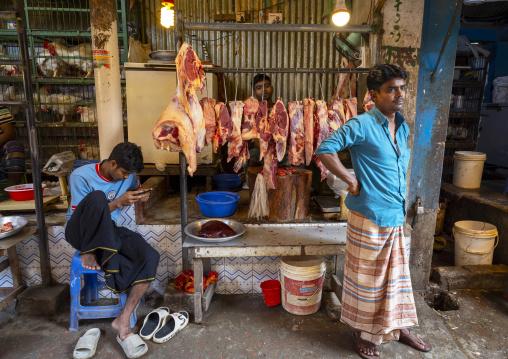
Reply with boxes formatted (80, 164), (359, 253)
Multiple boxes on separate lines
(327, 97), (346, 133)
(303, 98), (315, 166)
(363, 91), (375, 112)
(241, 96), (260, 141)
(344, 98), (358, 122)
(263, 140), (278, 190)
(233, 143), (250, 173)
(200, 97), (217, 146)
(213, 102), (232, 153)
(257, 100), (270, 158)
(288, 101), (305, 166)
(227, 100), (245, 162)
(313, 100), (330, 181)
(269, 98), (289, 162)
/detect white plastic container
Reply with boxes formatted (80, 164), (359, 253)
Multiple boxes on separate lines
(453, 151), (486, 189)
(454, 220), (498, 266)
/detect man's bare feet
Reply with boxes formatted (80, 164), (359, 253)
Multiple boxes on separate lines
(112, 314), (133, 341)
(353, 330), (380, 358)
(80, 253), (100, 270)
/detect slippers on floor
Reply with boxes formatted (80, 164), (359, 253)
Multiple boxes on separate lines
(139, 307), (170, 340)
(398, 330), (433, 352)
(73, 328), (101, 359)
(352, 332), (380, 359)
(152, 311), (189, 344)
(116, 334), (148, 359)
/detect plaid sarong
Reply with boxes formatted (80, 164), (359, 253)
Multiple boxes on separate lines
(341, 210), (418, 345)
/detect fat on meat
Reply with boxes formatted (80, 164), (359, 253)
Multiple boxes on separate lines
(313, 100), (330, 181)
(233, 143), (250, 173)
(269, 98), (289, 162)
(200, 97), (217, 146)
(363, 91), (375, 112)
(213, 102), (232, 153)
(288, 101), (305, 166)
(344, 98), (358, 122)
(257, 100), (270, 158)
(227, 100), (245, 162)
(328, 97), (346, 133)
(303, 98), (315, 166)
(263, 140), (278, 190)
(241, 96), (260, 141)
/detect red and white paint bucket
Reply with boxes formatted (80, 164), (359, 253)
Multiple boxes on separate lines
(279, 256), (326, 316)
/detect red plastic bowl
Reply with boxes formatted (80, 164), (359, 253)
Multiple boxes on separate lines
(5, 183), (47, 201)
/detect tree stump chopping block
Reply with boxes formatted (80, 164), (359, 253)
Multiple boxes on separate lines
(248, 166), (312, 222)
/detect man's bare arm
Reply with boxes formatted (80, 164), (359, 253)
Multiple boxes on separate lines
(317, 152), (360, 196)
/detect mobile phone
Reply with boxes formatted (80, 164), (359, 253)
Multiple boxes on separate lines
(133, 189), (152, 196)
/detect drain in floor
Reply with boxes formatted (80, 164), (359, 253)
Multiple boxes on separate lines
(427, 291), (460, 311)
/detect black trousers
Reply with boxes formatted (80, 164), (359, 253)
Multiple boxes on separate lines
(65, 191), (160, 293)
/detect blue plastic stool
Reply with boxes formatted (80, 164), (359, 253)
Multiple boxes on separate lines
(69, 251), (137, 331)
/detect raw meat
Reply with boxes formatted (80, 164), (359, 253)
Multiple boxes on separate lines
(314, 100), (330, 181)
(241, 96), (260, 141)
(344, 98), (358, 122)
(200, 97), (217, 146)
(333, 58), (357, 99)
(363, 91), (375, 112)
(1, 221), (13, 233)
(197, 220), (236, 238)
(303, 98), (315, 166)
(268, 98), (289, 162)
(327, 97), (346, 132)
(257, 100), (270, 158)
(227, 100), (245, 162)
(263, 140), (278, 190)
(213, 102), (232, 153)
(233, 143), (250, 173)
(288, 101), (305, 166)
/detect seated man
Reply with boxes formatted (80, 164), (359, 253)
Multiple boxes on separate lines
(65, 142), (158, 355)
(0, 106), (25, 186)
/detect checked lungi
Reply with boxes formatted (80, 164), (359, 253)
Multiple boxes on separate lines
(65, 191), (160, 293)
(341, 210), (418, 345)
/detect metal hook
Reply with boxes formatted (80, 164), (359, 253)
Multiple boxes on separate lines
(235, 67), (239, 102)
(223, 73), (227, 104)
(262, 67), (265, 101)
(317, 72), (325, 100)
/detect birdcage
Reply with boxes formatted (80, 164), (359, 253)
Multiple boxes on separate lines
(0, 0), (129, 166)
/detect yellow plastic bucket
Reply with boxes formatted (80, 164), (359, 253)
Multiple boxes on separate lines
(279, 256), (326, 316)
(453, 220), (498, 266)
(453, 151), (487, 189)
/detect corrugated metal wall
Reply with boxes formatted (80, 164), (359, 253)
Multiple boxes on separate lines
(140, 0), (341, 102)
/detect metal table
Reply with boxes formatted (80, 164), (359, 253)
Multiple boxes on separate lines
(183, 222), (347, 323)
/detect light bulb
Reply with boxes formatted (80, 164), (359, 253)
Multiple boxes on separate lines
(332, 11), (350, 26)
(161, 3), (174, 28)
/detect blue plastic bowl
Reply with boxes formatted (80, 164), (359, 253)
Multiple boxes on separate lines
(213, 174), (242, 191)
(196, 191), (240, 217)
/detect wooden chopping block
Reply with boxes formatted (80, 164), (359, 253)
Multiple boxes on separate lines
(248, 166), (312, 222)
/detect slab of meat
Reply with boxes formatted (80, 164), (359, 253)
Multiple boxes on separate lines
(288, 101), (305, 166)
(314, 100), (330, 181)
(363, 91), (375, 112)
(263, 140), (278, 190)
(197, 220), (236, 238)
(213, 102), (232, 153)
(303, 98), (315, 166)
(153, 91), (197, 175)
(241, 96), (260, 141)
(327, 97), (345, 133)
(227, 100), (245, 162)
(200, 97), (217, 146)
(1, 221), (14, 233)
(268, 98), (289, 162)
(257, 100), (270, 158)
(233, 143), (250, 173)
(344, 98), (358, 122)
(333, 58), (357, 99)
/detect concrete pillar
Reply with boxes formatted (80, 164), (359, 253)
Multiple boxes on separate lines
(89, 0), (124, 160)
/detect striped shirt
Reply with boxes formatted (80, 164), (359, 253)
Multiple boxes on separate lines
(0, 106), (14, 134)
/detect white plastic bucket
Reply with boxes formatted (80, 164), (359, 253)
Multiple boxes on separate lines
(279, 256), (326, 316)
(453, 220), (498, 266)
(453, 151), (487, 189)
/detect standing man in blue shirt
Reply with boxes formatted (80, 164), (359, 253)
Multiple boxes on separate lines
(65, 142), (158, 357)
(316, 64), (432, 359)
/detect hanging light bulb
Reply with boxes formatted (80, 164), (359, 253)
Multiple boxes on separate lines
(332, 0), (350, 27)
(161, 0), (175, 28)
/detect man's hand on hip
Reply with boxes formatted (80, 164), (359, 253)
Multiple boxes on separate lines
(347, 178), (361, 196)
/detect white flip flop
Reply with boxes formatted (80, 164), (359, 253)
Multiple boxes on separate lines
(139, 307), (170, 340)
(152, 311), (189, 344)
(73, 328), (100, 359)
(116, 334), (148, 359)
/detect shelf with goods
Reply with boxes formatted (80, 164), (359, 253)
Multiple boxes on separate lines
(0, 0), (129, 166)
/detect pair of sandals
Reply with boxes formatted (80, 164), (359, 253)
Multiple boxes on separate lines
(139, 307), (189, 344)
(73, 328), (149, 359)
(352, 330), (432, 359)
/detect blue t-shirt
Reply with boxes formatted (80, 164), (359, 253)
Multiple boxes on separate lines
(65, 162), (140, 223)
(315, 106), (411, 227)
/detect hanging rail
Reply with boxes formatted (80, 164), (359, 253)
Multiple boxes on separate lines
(183, 23), (376, 34)
(202, 67), (371, 74)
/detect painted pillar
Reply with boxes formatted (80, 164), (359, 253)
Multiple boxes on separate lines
(89, 0), (124, 160)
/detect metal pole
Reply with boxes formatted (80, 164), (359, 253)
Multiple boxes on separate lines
(175, 10), (189, 271)
(370, 13), (382, 66)
(184, 22), (375, 33)
(14, 0), (51, 286)
(202, 67), (371, 74)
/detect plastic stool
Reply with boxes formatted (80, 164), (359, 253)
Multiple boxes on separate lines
(69, 251), (137, 331)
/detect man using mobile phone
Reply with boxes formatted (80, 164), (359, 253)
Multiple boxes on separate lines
(65, 142), (156, 357)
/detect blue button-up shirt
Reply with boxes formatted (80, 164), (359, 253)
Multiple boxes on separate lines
(315, 106), (411, 227)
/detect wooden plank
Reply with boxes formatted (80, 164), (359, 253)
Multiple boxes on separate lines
(331, 274), (343, 301)
(0, 257), (8, 272)
(193, 258), (204, 324)
(0, 284), (26, 312)
(201, 282), (216, 312)
(7, 246), (22, 287)
(325, 291), (342, 322)
(0, 195), (59, 211)
(0, 227), (37, 250)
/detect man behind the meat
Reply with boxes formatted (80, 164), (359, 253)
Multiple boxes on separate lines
(316, 64), (432, 359)
(65, 142), (158, 356)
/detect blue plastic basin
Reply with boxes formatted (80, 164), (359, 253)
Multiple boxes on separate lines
(213, 174), (242, 191)
(196, 191), (240, 217)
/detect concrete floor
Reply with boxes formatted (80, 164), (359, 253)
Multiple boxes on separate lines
(0, 290), (507, 359)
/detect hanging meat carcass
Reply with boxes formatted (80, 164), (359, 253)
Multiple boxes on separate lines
(200, 97), (217, 146)
(263, 140), (278, 190)
(333, 58), (357, 100)
(227, 100), (245, 162)
(288, 101), (305, 166)
(258, 100), (270, 158)
(363, 91), (375, 112)
(327, 97), (346, 133)
(213, 102), (232, 153)
(313, 100), (330, 181)
(233, 143), (250, 173)
(241, 96), (260, 141)
(268, 98), (289, 162)
(344, 98), (358, 122)
(303, 98), (315, 166)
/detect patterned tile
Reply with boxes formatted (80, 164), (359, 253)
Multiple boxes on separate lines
(168, 263), (183, 280)
(51, 266), (70, 285)
(146, 279), (167, 297)
(137, 225), (167, 256)
(16, 234), (40, 269)
(116, 205), (136, 228)
(225, 257), (252, 265)
(253, 256), (279, 264)
(47, 226), (76, 268)
(252, 263), (279, 294)
(21, 267), (42, 286)
(211, 263), (226, 294)
(0, 267), (13, 287)
(225, 263), (253, 294)
(211, 257), (224, 265)
(166, 226), (182, 266)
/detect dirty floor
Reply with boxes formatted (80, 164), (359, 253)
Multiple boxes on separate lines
(0, 290), (507, 359)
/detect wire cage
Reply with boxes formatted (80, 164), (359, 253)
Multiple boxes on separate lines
(0, 0), (129, 167)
